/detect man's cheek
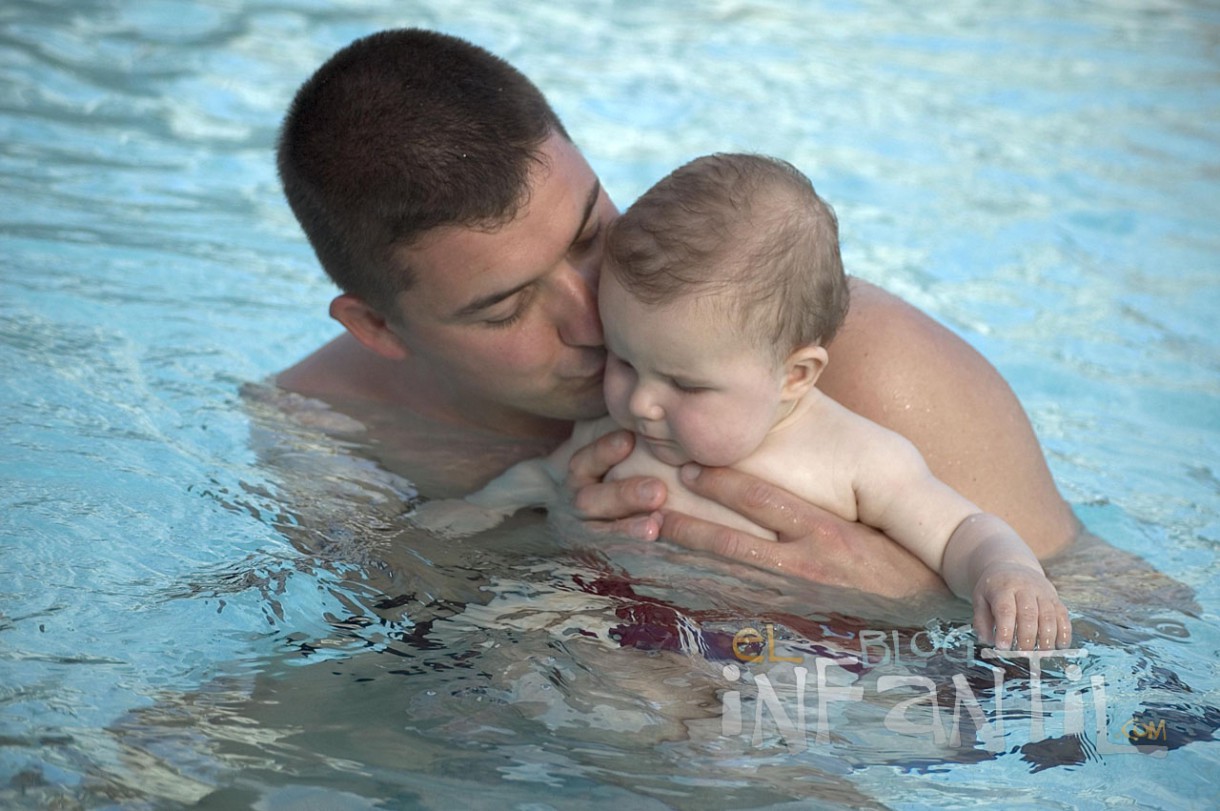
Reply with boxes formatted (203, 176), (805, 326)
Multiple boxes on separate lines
(490, 338), (547, 375)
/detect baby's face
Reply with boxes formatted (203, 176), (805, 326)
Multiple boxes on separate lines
(598, 273), (788, 467)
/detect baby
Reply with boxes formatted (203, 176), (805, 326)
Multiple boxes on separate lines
(416, 153), (1071, 652)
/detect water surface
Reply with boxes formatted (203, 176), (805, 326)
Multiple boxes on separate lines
(2, 1), (1218, 808)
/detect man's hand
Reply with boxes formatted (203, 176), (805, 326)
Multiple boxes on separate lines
(566, 429), (666, 540)
(661, 464), (948, 598)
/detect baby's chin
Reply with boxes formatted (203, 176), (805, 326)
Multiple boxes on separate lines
(652, 443), (755, 470)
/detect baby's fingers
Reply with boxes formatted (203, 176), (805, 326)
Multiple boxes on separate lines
(1013, 594), (1042, 651)
(973, 599), (995, 646)
(1033, 596), (1061, 650)
(986, 592), (1017, 651)
(1053, 598), (1073, 649)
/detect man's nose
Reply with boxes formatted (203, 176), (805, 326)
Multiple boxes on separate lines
(553, 263), (603, 347)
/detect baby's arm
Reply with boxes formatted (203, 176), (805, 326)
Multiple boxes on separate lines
(853, 429), (1070, 650)
(941, 513), (1071, 650)
(410, 417), (620, 536)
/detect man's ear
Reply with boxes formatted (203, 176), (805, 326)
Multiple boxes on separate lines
(780, 344), (828, 401)
(329, 294), (410, 361)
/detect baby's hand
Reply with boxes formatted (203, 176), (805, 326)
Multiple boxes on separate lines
(972, 562), (1071, 651)
(408, 498), (511, 538)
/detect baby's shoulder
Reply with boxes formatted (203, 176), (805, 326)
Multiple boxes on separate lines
(799, 392), (912, 449)
(749, 392), (914, 498)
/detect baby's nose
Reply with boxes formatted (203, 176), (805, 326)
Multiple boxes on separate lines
(628, 385), (664, 421)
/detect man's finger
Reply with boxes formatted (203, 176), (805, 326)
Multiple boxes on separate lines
(660, 509), (779, 565)
(679, 464), (816, 539)
(580, 513), (663, 541)
(571, 477), (666, 522)
(566, 430), (636, 489)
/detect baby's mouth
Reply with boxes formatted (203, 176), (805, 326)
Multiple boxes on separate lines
(640, 433), (678, 451)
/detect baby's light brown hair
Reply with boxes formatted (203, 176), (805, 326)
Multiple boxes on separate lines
(605, 153), (848, 360)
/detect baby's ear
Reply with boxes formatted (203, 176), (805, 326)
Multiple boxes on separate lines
(781, 344), (828, 401)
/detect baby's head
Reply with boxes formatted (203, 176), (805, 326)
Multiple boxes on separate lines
(598, 153), (849, 467)
(606, 153), (848, 362)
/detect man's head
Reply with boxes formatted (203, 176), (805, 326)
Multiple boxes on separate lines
(603, 152), (849, 362)
(278, 31), (618, 435)
(277, 28), (569, 314)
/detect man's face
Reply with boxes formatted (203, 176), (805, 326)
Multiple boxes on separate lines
(599, 273), (787, 467)
(388, 134), (619, 436)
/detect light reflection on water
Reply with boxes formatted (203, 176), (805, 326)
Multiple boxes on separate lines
(1, 1), (1218, 808)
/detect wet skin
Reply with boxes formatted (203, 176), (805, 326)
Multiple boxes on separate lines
(277, 133), (1081, 596)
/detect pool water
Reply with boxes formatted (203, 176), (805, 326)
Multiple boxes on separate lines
(2, 1), (1218, 808)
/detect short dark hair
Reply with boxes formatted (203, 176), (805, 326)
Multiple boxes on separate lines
(605, 153), (849, 357)
(277, 29), (570, 313)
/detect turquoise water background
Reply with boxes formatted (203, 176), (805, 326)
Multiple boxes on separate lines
(2, 1), (1219, 808)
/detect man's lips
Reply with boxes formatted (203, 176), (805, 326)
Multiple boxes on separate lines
(564, 353), (606, 381)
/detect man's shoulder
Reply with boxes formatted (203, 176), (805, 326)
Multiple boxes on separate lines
(241, 378), (369, 436)
(276, 333), (402, 403)
(835, 278), (950, 353)
(270, 338), (566, 496)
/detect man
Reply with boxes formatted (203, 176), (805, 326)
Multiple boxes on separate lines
(274, 28), (1079, 598)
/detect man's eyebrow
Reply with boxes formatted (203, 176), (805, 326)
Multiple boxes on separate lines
(449, 179), (603, 321)
(450, 279), (533, 320)
(571, 179), (602, 247)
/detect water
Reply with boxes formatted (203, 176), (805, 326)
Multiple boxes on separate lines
(2, 1), (1218, 808)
